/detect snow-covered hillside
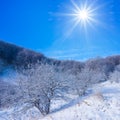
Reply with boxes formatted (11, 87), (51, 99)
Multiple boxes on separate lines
(0, 81), (120, 120)
(42, 81), (120, 120)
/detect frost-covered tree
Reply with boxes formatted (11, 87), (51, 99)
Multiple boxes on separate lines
(71, 67), (106, 96)
(109, 64), (120, 83)
(0, 80), (20, 109)
(109, 71), (120, 83)
(16, 64), (68, 115)
(71, 68), (92, 96)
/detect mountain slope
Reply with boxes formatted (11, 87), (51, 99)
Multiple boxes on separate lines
(0, 40), (47, 67)
(0, 40), (84, 72)
(0, 81), (119, 120)
(42, 81), (120, 120)
(0, 41), (120, 120)
(1, 40), (120, 75)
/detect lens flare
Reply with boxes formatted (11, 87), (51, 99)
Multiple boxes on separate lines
(58, 0), (101, 35)
(70, 0), (99, 30)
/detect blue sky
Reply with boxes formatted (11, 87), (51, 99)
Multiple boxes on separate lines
(0, 0), (120, 60)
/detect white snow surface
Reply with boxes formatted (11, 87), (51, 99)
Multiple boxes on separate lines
(0, 81), (120, 120)
(42, 81), (120, 120)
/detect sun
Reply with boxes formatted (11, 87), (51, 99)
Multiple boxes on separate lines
(55, 0), (102, 38)
(78, 10), (89, 20)
(58, 0), (100, 33)
(70, 0), (98, 29)
(75, 9), (90, 21)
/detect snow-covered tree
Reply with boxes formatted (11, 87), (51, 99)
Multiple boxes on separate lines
(109, 71), (120, 83)
(71, 67), (106, 96)
(16, 64), (68, 115)
(0, 80), (20, 108)
(109, 64), (120, 83)
(70, 68), (91, 96)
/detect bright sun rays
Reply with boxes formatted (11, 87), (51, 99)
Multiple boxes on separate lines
(69, 0), (98, 31)
(73, 7), (94, 25)
(59, 0), (101, 36)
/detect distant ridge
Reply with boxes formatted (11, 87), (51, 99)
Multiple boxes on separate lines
(0, 40), (48, 67)
(0, 40), (84, 72)
(0, 40), (120, 75)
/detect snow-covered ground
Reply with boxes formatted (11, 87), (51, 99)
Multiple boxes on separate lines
(0, 81), (120, 120)
(42, 81), (120, 120)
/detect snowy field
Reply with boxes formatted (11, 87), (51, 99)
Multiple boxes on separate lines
(0, 81), (120, 120)
(43, 81), (120, 120)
